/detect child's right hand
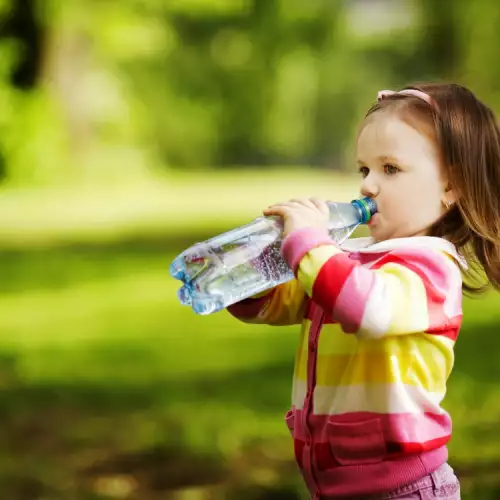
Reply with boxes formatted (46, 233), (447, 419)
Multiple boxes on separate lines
(263, 197), (330, 237)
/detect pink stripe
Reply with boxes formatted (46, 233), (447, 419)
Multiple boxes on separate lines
(332, 266), (375, 333)
(295, 411), (451, 444)
(371, 248), (455, 298)
(397, 248), (452, 293)
(281, 227), (335, 273)
(426, 315), (462, 341)
(358, 251), (387, 266)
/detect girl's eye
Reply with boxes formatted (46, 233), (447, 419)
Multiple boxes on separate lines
(358, 166), (369, 178)
(384, 164), (400, 175)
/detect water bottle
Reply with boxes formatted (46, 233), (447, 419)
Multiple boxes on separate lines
(170, 197), (376, 315)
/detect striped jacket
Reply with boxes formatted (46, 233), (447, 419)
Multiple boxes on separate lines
(228, 229), (465, 498)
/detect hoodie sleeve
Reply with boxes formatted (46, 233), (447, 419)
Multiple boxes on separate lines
(281, 227), (463, 339)
(227, 279), (307, 326)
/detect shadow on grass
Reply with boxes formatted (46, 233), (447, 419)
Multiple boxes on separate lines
(0, 337), (499, 500)
(0, 235), (499, 499)
(454, 318), (500, 383)
(0, 353), (301, 499)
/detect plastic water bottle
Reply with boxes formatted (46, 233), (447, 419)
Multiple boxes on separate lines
(170, 197), (376, 315)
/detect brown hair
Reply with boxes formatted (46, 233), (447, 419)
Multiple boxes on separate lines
(364, 83), (500, 293)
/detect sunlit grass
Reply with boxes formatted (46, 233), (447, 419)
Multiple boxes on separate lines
(0, 169), (359, 247)
(0, 247), (497, 498)
(0, 249), (498, 448)
(0, 173), (499, 498)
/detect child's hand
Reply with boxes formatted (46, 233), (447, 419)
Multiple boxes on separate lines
(263, 198), (330, 236)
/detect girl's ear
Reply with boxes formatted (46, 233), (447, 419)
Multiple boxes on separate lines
(443, 182), (457, 206)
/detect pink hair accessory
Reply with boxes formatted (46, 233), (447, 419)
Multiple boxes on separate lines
(377, 88), (435, 107)
(377, 89), (397, 100)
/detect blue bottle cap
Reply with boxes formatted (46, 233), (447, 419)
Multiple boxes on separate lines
(351, 197), (377, 224)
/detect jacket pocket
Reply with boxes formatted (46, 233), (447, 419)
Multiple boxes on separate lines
(328, 417), (386, 466)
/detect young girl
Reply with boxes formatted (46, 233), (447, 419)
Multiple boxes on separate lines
(228, 83), (500, 499)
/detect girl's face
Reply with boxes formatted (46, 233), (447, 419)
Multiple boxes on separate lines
(356, 112), (448, 242)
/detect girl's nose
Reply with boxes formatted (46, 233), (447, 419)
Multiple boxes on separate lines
(360, 176), (379, 199)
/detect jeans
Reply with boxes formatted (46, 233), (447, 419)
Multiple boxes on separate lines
(359, 463), (460, 499)
(321, 463), (460, 500)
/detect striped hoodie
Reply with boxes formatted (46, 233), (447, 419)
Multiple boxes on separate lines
(227, 228), (466, 499)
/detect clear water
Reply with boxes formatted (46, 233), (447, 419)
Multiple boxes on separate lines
(170, 199), (375, 315)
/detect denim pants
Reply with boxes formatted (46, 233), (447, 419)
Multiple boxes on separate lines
(362, 463), (460, 499)
(322, 463), (460, 500)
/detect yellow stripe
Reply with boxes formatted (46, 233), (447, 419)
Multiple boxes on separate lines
(297, 245), (342, 296)
(257, 279), (306, 325)
(300, 319), (311, 351)
(294, 334), (453, 392)
(373, 263), (429, 335)
(297, 322), (455, 355)
(421, 333), (455, 378)
(293, 321), (309, 379)
(317, 322), (359, 355)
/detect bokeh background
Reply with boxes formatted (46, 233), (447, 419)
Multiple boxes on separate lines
(1, 0), (500, 499)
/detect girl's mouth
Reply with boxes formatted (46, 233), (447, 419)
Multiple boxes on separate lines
(369, 213), (380, 226)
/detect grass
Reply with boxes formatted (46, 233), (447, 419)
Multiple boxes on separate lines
(1, 173), (500, 499)
(0, 242), (499, 499)
(0, 244), (305, 499)
(0, 168), (359, 248)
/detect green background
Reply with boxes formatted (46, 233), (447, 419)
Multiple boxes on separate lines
(1, 1), (500, 498)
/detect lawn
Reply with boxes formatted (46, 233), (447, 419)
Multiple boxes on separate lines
(1, 173), (499, 499)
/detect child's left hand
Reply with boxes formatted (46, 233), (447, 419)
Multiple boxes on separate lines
(263, 198), (330, 237)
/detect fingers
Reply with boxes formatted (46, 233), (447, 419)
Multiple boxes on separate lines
(310, 197), (330, 216)
(264, 197), (326, 214)
(289, 198), (318, 211)
(263, 205), (290, 216)
(263, 200), (299, 216)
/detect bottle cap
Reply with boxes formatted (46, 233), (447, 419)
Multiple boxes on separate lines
(351, 197), (377, 223)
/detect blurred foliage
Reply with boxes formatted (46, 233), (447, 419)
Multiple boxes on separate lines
(1, 0), (500, 185)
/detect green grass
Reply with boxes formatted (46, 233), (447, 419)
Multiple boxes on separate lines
(0, 244), (306, 499)
(0, 169), (359, 248)
(1, 174), (500, 499)
(0, 241), (499, 499)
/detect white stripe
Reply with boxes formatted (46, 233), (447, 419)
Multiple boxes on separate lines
(291, 379), (446, 415)
(341, 236), (468, 269)
(358, 275), (392, 338)
(292, 378), (306, 410)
